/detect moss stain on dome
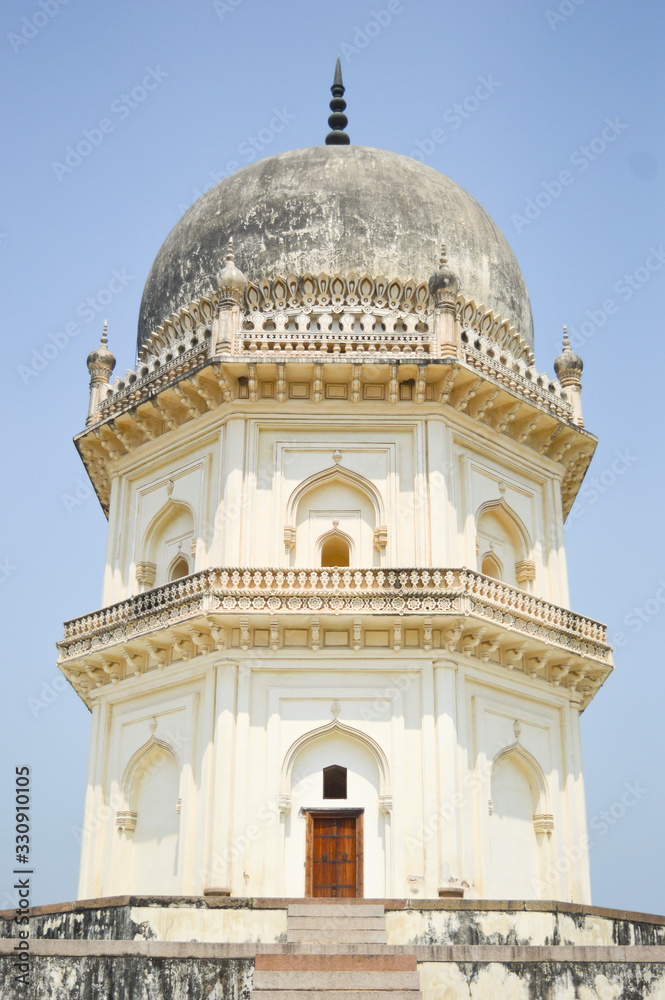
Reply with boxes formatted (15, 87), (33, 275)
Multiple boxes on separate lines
(138, 145), (533, 355)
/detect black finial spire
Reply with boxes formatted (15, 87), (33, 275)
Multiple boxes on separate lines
(325, 57), (350, 145)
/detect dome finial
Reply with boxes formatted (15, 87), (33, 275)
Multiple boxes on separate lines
(439, 244), (448, 267)
(225, 236), (235, 263)
(562, 323), (570, 349)
(87, 320), (116, 378)
(325, 57), (350, 146)
(554, 324), (583, 382)
(85, 321), (115, 425)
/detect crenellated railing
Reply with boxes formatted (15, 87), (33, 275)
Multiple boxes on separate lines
(60, 567), (610, 661)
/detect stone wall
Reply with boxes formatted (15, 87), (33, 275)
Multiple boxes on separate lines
(2, 898), (664, 999)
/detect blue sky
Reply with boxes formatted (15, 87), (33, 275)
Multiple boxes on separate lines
(1, 0), (663, 911)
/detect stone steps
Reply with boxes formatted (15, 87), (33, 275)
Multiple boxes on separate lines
(250, 904), (422, 998)
(286, 902), (388, 945)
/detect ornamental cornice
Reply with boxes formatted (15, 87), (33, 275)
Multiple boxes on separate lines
(57, 567), (612, 711)
(76, 271), (591, 519)
(75, 353), (593, 519)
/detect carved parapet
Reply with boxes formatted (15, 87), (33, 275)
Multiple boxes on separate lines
(58, 566), (613, 711)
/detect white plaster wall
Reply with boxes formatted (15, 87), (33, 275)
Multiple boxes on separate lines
(102, 409), (569, 606)
(129, 749), (180, 894)
(83, 400), (586, 902)
(77, 647), (590, 905)
(103, 429), (217, 605)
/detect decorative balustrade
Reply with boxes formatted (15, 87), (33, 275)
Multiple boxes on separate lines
(90, 272), (572, 427)
(237, 308), (433, 356)
(460, 331), (572, 420)
(100, 341), (209, 417)
(60, 567), (610, 661)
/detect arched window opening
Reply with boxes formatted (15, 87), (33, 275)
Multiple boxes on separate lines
(321, 534), (350, 568)
(323, 765), (348, 800)
(143, 500), (196, 589)
(482, 552), (503, 580)
(291, 472), (380, 568)
(476, 502), (530, 589)
(169, 555), (189, 581)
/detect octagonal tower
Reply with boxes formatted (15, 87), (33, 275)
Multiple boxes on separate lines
(60, 82), (610, 905)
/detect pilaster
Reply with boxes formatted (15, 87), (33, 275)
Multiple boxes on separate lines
(434, 660), (461, 892)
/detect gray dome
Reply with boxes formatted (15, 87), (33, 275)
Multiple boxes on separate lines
(138, 146), (533, 354)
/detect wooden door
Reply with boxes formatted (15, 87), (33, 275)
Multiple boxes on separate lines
(306, 810), (363, 898)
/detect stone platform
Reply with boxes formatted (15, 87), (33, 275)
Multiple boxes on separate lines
(2, 896), (665, 998)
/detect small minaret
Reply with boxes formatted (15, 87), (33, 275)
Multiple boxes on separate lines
(325, 58), (350, 145)
(429, 245), (460, 358)
(554, 325), (584, 427)
(212, 238), (247, 355)
(86, 321), (116, 426)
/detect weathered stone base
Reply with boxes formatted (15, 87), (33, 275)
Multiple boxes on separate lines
(2, 898), (665, 999)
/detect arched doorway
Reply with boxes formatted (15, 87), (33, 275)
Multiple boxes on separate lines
(282, 727), (390, 897)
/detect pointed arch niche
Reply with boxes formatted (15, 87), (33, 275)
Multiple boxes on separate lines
(137, 499), (196, 590)
(117, 735), (182, 895)
(319, 525), (353, 567)
(476, 498), (534, 590)
(486, 738), (553, 900)
(279, 720), (392, 898)
(285, 466), (387, 567)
